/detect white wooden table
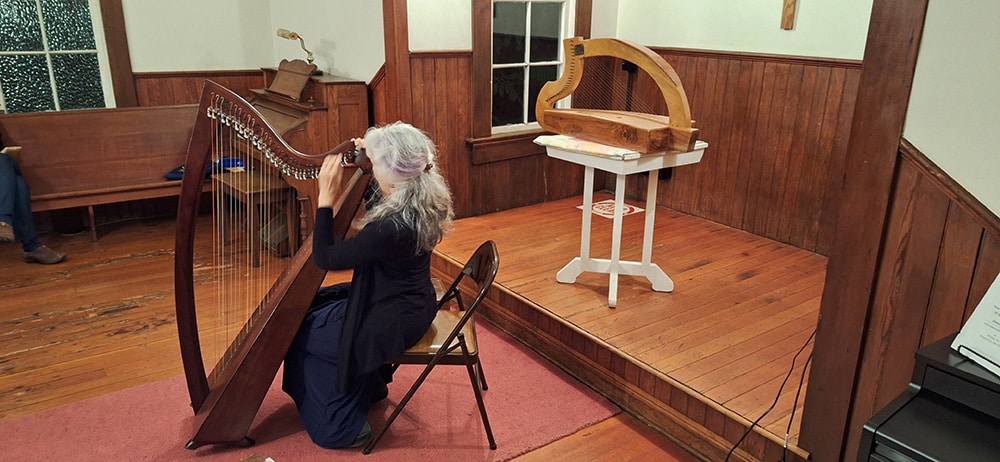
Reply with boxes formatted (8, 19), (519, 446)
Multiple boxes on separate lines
(536, 135), (709, 307)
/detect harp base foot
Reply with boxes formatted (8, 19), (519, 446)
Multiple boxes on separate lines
(184, 436), (256, 450)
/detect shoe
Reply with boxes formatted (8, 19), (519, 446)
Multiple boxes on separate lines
(0, 222), (13, 243)
(347, 421), (371, 448)
(24, 246), (66, 264)
(370, 378), (389, 404)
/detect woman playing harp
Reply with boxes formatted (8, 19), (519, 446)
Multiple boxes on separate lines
(282, 122), (455, 448)
(175, 81), (452, 450)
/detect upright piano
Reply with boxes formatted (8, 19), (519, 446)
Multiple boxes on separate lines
(859, 333), (1000, 461)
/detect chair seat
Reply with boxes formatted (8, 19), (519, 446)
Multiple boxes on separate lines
(396, 309), (478, 365)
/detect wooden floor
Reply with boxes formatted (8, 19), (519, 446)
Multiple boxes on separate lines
(0, 211), (696, 461)
(433, 193), (825, 461)
(0, 193), (825, 461)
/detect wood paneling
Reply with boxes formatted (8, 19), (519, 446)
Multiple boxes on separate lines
(835, 141), (1000, 459)
(397, 47), (861, 241)
(406, 52), (474, 217)
(369, 65), (388, 126)
(133, 70), (263, 106)
(615, 50), (861, 255)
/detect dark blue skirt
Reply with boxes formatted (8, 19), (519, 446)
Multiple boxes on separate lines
(283, 296), (373, 448)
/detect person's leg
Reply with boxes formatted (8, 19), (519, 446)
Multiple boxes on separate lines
(0, 154), (42, 250)
(0, 155), (64, 263)
(0, 154), (17, 226)
(283, 299), (372, 449)
(12, 174), (42, 252)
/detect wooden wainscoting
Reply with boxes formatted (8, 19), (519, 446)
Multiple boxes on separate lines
(133, 70), (264, 106)
(613, 49), (862, 256)
(837, 139), (1000, 458)
(391, 49), (861, 254)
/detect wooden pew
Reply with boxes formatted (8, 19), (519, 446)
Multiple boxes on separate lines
(0, 105), (203, 240)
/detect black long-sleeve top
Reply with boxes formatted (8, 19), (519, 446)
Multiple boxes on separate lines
(312, 207), (438, 391)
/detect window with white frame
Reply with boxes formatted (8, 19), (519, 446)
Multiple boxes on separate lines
(0, 0), (113, 113)
(491, 0), (574, 133)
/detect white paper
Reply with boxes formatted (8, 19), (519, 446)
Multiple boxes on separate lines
(952, 272), (1000, 377)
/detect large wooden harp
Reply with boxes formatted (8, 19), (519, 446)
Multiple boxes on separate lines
(535, 37), (699, 153)
(174, 80), (370, 449)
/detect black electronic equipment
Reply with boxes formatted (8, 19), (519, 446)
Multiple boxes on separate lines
(859, 333), (1000, 461)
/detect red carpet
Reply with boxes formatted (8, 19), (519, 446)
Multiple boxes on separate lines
(0, 322), (619, 461)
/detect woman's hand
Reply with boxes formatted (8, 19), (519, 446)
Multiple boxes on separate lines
(317, 153), (344, 209)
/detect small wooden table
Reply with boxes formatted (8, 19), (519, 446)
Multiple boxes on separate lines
(536, 135), (709, 307)
(213, 169), (298, 267)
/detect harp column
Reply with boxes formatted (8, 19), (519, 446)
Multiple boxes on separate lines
(536, 135), (709, 307)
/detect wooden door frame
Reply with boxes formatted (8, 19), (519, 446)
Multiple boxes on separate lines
(799, 1), (929, 460)
(381, 0), (413, 123)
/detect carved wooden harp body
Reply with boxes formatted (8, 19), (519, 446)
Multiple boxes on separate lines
(535, 36), (699, 153)
(173, 80), (369, 449)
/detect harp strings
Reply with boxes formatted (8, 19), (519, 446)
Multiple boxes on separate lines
(202, 101), (303, 384)
(565, 56), (665, 117)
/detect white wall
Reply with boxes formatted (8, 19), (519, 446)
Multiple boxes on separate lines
(591, 0), (619, 39)
(409, 0), (472, 51)
(122, 0), (274, 71)
(904, 1), (1000, 215)
(121, 0), (383, 82)
(406, 0), (619, 51)
(267, 0), (384, 81)
(615, 0), (873, 59)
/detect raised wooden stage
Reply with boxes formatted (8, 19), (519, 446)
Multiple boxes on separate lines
(431, 193), (826, 462)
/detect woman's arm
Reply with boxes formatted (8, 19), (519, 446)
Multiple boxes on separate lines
(316, 153), (344, 209)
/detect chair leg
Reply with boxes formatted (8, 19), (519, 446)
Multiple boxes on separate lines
(477, 362), (488, 391)
(460, 338), (497, 450)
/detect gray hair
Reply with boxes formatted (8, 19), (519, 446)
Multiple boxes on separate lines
(362, 122), (454, 253)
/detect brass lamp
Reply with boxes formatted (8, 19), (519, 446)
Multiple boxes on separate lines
(276, 28), (314, 64)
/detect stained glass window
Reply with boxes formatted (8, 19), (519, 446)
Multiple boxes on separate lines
(491, 0), (570, 131)
(0, 0), (106, 113)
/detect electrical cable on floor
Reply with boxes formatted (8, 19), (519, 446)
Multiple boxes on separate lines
(725, 328), (816, 462)
(781, 348), (814, 462)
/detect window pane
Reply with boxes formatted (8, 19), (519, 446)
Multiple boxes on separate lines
(0, 0), (43, 51)
(528, 65), (557, 123)
(0, 55), (55, 113)
(41, 0), (96, 51)
(493, 2), (526, 64)
(492, 67), (525, 126)
(52, 53), (105, 110)
(530, 2), (562, 62)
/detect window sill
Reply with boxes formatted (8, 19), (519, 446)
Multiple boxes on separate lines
(466, 129), (548, 165)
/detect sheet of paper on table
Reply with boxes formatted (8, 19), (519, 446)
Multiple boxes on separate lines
(533, 135), (641, 160)
(952, 272), (1000, 378)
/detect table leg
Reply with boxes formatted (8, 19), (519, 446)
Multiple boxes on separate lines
(642, 170), (673, 292)
(605, 173), (628, 307)
(556, 165), (595, 284)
